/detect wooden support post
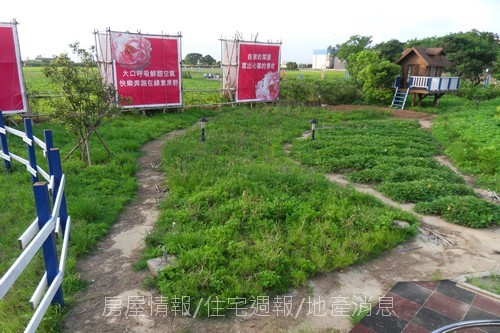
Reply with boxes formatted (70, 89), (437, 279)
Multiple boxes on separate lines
(411, 93), (416, 106)
(418, 94), (424, 107)
(434, 93), (445, 107)
(33, 182), (64, 307)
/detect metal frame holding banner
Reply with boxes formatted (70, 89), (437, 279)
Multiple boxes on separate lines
(221, 38), (281, 104)
(220, 38), (238, 103)
(95, 29), (182, 109)
(0, 21), (28, 114)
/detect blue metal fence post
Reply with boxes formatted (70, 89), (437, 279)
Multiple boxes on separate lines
(44, 130), (54, 175)
(0, 111), (11, 170)
(24, 118), (39, 183)
(48, 148), (69, 236)
(33, 182), (64, 307)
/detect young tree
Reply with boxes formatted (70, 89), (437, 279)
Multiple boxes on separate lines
(43, 43), (121, 165)
(285, 61), (298, 70)
(337, 35), (372, 61)
(347, 50), (400, 104)
(184, 53), (203, 66)
(373, 39), (405, 63)
(441, 30), (498, 84)
(200, 54), (216, 66)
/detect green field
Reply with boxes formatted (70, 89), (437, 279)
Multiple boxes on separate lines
(22, 67), (348, 113)
(0, 110), (216, 332)
(139, 107), (418, 316)
(0, 67), (498, 331)
(432, 98), (500, 192)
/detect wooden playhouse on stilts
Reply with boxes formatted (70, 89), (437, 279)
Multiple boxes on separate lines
(391, 47), (461, 109)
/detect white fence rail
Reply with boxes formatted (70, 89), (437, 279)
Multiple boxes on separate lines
(0, 112), (70, 333)
(409, 76), (461, 92)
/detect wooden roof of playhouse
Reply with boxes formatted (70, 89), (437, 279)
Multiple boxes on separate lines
(395, 47), (451, 67)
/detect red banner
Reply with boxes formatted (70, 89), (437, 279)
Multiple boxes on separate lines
(236, 42), (281, 102)
(0, 23), (26, 114)
(111, 32), (181, 108)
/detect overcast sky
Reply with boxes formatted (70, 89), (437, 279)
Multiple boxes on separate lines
(3, 0), (499, 64)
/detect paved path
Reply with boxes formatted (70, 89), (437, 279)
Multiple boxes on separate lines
(351, 279), (500, 333)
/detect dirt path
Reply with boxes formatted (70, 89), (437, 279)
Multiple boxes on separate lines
(302, 172), (500, 332)
(62, 129), (187, 332)
(62, 107), (499, 333)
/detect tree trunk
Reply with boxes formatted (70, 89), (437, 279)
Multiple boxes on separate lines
(94, 128), (112, 157)
(85, 137), (92, 165)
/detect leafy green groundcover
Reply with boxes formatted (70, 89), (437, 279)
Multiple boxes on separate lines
(139, 107), (417, 316)
(0, 110), (212, 332)
(291, 117), (499, 228)
(432, 98), (500, 192)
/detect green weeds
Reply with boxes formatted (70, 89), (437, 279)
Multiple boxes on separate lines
(292, 115), (498, 227)
(141, 107), (418, 316)
(432, 98), (500, 192)
(0, 110), (213, 332)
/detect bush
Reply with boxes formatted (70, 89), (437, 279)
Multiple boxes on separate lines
(456, 81), (500, 101)
(415, 196), (500, 227)
(279, 79), (317, 105)
(377, 179), (473, 203)
(317, 79), (362, 105)
(346, 50), (400, 104)
(280, 78), (361, 105)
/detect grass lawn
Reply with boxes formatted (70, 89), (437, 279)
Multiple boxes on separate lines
(0, 109), (215, 332)
(466, 273), (500, 295)
(432, 97), (500, 192)
(3, 67), (496, 330)
(137, 106), (418, 316)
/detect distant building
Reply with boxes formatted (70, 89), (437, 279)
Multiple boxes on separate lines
(333, 56), (347, 70)
(312, 49), (332, 69)
(34, 55), (55, 62)
(312, 49), (346, 70)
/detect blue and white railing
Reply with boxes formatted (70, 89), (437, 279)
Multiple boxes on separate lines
(409, 76), (461, 92)
(0, 111), (70, 333)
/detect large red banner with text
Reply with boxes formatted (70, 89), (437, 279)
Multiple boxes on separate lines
(0, 23), (26, 114)
(236, 43), (280, 102)
(111, 32), (181, 108)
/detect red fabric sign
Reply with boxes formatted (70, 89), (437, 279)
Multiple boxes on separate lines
(236, 43), (281, 102)
(111, 32), (181, 108)
(0, 24), (26, 114)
